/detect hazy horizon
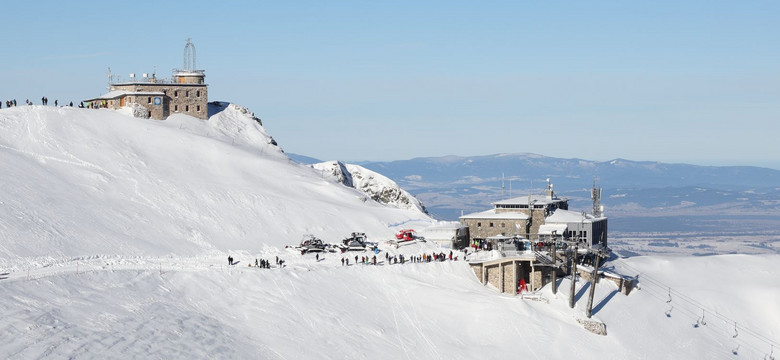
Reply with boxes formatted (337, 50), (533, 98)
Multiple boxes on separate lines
(2, 1), (778, 169)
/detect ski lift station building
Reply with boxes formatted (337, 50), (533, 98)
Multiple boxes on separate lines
(83, 40), (208, 120)
(459, 181), (608, 248)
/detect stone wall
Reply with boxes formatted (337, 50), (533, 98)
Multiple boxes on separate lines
(461, 218), (528, 240)
(486, 264), (501, 290)
(167, 85), (208, 119)
(530, 270), (542, 291)
(110, 83), (208, 120)
(503, 263), (515, 294)
(527, 209), (547, 240)
(470, 259), (546, 294)
(470, 264), (482, 283)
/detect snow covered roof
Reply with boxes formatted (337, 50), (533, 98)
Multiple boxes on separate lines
(492, 194), (567, 206)
(86, 90), (128, 100)
(84, 90), (165, 101)
(538, 223), (568, 235)
(545, 209), (605, 223)
(460, 209), (529, 220)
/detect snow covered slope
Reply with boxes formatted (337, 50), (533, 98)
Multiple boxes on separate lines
(0, 250), (777, 359)
(1, 105), (778, 359)
(312, 160), (427, 213)
(0, 105), (430, 269)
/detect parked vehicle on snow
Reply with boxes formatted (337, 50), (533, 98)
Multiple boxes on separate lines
(339, 232), (369, 252)
(296, 234), (327, 254)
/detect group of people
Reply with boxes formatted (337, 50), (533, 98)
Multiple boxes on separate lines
(342, 255), (378, 266)
(472, 239), (494, 251)
(228, 255), (285, 268)
(340, 250), (462, 266)
(254, 258), (272, 269)
(1, 98), (78, 108)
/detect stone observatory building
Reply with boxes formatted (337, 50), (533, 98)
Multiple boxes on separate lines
(84, 39), (208, 120)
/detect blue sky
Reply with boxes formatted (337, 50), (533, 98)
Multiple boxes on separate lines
(2, 1), (779, 169)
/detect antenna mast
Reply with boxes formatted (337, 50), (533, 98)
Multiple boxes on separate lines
(501, 173), (505, 199)
(591, 177), (603, 217)
(107, 67), (112, 91)
(183, 38), (197, 71)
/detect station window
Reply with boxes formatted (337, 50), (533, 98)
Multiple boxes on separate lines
(196, 90), (200, 97)
(185, 105), (189, 112)
(186, 91), (190, 97)
(489, 222), (494, 227)
(174, 105), (178, 112)
(196, 105), (201, 112)
(477, 222), (482, 228)
(174, 91), (178, 98)
(147, 97), (151, 104)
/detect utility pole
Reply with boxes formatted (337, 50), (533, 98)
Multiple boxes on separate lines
(570, 243), (578, 309)
(551, 233), (558, 295)
(586, 247), (611, 318)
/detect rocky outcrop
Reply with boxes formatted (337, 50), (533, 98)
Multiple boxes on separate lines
(312, 161), (427, 214)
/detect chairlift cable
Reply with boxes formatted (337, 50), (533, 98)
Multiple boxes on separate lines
(612, 258), (780, 349)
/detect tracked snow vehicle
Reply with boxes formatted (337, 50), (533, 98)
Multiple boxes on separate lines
(296, 234), (327, 254)
(339, 232), (369, 252)
(389, 229), (425, 248)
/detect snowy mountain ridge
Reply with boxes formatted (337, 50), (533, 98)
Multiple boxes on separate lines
(311, 160), (428, 214)
(0, 104), (431, 269)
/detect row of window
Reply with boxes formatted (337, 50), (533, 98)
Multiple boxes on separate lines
(497, 204), (529, 209)
(471, 222), (588, 239)
(476, 222), (506, 228)
(173, 105), (201, 112)
(172, 90), (201, 98)
(495, 204), (552, 210)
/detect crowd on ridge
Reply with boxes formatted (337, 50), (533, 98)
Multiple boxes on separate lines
(2, 97), (82, 109)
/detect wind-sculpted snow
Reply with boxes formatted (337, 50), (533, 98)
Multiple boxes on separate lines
(0, 105), (430, 269)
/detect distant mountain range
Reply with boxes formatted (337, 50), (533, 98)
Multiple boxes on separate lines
(290, 153), (780, 232)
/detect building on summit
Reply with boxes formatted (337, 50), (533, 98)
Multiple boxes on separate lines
(459, 179), (608, 248)
(83, 39), (208, 120)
